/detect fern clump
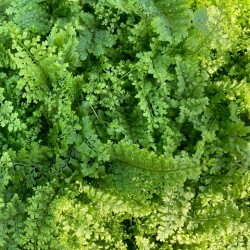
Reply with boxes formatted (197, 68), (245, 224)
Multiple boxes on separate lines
(0, 0), (249, 249)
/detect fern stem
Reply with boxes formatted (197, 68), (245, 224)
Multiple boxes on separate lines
(112, 157), (199, 173)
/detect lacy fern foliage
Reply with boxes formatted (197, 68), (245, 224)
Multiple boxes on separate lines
(0, 0), (249, 249)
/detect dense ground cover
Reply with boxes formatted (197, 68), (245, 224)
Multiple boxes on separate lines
(0, 0), (249, 249)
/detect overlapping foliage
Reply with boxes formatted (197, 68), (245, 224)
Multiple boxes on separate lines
(0, 0), (249, 249)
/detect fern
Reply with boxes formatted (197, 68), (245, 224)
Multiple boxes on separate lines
(6, 0), (51, 34)
(0, 0), (249, 249)
(0, 87), (26, 133)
